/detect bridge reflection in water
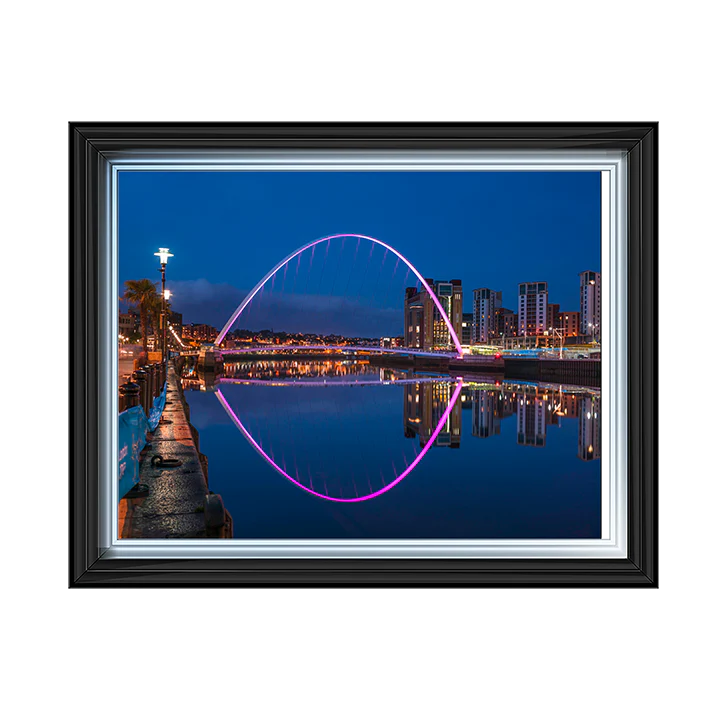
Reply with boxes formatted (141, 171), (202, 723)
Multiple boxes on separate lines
(179, 358), (602, 538)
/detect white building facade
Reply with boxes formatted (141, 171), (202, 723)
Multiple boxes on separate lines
(472, 288), (502, 343)
(579, 270), (601, 340)
(518, 281), (548, 337)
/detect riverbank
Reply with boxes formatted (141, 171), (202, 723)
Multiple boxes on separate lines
(211, 351), (600, 386)
(118, 363), (232, 538)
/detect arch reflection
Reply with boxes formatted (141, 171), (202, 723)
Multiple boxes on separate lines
(215, 378), (464, 503)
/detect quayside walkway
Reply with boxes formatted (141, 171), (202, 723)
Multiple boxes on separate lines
(119, 364), (232, 538)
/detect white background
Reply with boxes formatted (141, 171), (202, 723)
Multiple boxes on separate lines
(1, 2), (720, 721)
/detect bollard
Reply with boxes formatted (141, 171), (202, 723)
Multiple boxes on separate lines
(148, 364), (157, 400)
(155, 362), (164, 395)
(141, 368), (152, 414)
(132, 368), (148, 415)
(146, 365), (156, 407)
(119, 381), (141, 412)
(204, 493), (226, 531)
(145, 366), (155, 410)
(146, 365), (156, 408)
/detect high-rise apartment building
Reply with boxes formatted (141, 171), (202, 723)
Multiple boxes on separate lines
(472, 288), (502, 343)
(404, 286), (428, 349)
(518, 281), (548, 336)
(580, 271), (601, 340)
(404, 279), (463, 351)
(433, 280), (463, 349)
(461, 312), (473, 346)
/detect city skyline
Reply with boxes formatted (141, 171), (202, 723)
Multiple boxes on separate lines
(120, 266), (601, 347)
(119, 170), (601, 336)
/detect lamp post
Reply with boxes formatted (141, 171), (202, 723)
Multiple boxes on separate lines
(163, 288), (172, 350)
(154, 247), (173, 361)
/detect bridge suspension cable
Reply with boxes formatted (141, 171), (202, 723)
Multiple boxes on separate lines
(214, 233), (464, 357)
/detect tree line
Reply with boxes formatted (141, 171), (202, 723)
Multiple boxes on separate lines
(122, 279), (170, 353)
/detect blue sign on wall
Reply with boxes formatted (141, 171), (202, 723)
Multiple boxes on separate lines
(118, 383), (167, 499)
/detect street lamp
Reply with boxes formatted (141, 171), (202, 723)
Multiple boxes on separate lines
(154, 247), (173, 361)
(164, 289), (174, 349)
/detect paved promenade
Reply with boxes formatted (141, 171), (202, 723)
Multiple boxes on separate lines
(119, 365), (218, 538)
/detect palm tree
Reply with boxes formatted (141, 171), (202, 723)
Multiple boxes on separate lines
(122, 279), (159, 353)
(148, 293), (163, 345)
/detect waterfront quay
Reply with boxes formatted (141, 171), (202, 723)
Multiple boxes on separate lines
(209, 349), (601, 387)
(118, 362), (232, 539)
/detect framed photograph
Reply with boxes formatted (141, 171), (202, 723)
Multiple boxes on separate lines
(70, 123), (657, 586)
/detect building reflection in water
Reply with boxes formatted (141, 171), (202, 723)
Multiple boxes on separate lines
(578, 395), (601, 461)
(182, 356), (601, 462)
(471, 388), (514, 439)
(483, 383), (599, 459)
(517, 388), (547, 447)
(409, 380), (602, 460)
(404, 380), (462, 449)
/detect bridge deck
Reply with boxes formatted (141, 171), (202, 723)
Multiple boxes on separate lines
(182, 344), (457, 359)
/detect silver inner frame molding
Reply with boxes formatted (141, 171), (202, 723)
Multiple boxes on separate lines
(99, 150), (627, 559)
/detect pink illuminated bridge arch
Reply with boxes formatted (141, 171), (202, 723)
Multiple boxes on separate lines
(215, 379), (464, 503)
(214, 233), (464, 358)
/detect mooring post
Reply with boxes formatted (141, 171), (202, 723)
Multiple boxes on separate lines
(119, 380), (141, 412)
(133, 368), (148, 415)
(157, 361), (165, 391)
(149, 364), (158, 404)
(148, 364), (158, 404)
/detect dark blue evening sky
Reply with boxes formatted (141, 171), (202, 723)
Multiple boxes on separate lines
(119, 171), (600, 335)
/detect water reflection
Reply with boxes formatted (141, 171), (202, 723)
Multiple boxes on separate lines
(177, 359), (606, 538)
(216, 377), (464, 502)
(404, 380), (462, 448)
(463, 385), (601, 460)
(178, 358), (602, 537)
(182, 358), (602, 466)
(222, 358), (379, 381)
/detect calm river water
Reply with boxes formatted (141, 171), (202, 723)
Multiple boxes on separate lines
(181, 359), (602, 539)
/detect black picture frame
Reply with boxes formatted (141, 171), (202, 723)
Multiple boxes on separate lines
(70, 122), (658, 587)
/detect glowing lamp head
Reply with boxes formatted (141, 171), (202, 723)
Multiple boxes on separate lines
(155, 247), (174, 265)
(163, 289), (171, 301)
